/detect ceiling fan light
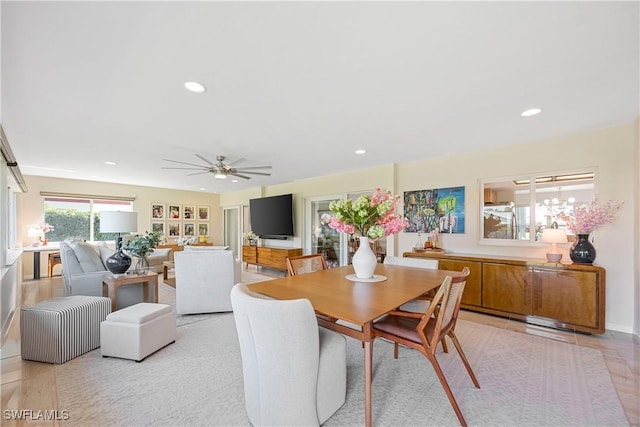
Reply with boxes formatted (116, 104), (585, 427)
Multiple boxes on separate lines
(214, 173), (227, 179)
(184, 81), (206, 93)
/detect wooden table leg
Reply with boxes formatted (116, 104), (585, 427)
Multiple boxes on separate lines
(106, 282), (117, 312)
(363, 322), (373, 427)
(151, 275), (158, 303)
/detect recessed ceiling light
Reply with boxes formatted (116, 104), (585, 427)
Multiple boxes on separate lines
(184, 81), (206, 93)
(214, 173), (227, 179)
(231, 179), (239, 183)
(199, 188), (206, 191)
(104, 161), (116, 165)
(355, 149), (366, 155)
(521, 107), (542, 117)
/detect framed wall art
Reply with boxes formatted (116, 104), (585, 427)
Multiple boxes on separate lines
(151, 222), (165, 236)
(151, 203), (165, 220)
(168, 221), (181, 237)
(404, 186), (466, 234)
(198, 206), (209, 221)
(167, 205), (181, 220)
(184, 222), (195, 237)
(183, 205), (195, 220)
(198, 223), (209, 236)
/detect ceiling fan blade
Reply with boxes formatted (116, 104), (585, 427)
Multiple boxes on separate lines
(186, 171), (212, 176)
(162, 158), (209, 168)
(229, 172), (252, 179)
(227, 157), (246, 166)
(234, 170), (272, 176)
(194, 154), (214, 166)
(161, 167), (209, 170)
(235, 166), (272, 170)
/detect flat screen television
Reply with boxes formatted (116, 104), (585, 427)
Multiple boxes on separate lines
(249, 193), (294, 238)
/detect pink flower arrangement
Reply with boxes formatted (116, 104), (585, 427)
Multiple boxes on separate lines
(557, 199), (622, 235)
(322, 188), (409, 239)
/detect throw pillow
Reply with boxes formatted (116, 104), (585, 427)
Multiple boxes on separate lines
(149, 248), (172, 258)
(69, 241), (106, 273)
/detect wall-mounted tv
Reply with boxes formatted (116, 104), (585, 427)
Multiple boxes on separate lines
(249, 193), (294, 238)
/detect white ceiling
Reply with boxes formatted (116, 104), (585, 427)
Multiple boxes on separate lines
(2, 1), (638, 194)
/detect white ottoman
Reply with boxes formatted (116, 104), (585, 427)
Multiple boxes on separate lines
(101, 303), (176, 361)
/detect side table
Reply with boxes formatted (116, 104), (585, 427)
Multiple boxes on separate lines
(102, 271), (158, 312)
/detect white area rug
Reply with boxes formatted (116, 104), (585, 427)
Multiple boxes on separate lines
(55, 273), (628, 426)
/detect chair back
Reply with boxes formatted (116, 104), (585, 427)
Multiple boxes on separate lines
(286, 254), (328, 276)
(418, 266), (470, 351)
(174, 249), (241, 314)
(384, 256), (439, 270)
(230, 284), (322, 426)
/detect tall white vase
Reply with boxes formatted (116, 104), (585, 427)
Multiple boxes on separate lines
(352, 236), (377, 279)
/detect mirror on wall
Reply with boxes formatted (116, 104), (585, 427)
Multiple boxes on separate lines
(481, 171), (595, 243)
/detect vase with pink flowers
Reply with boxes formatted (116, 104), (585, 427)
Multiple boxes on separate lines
(322, 188), (408, 279)
(557, 199), (622, 264)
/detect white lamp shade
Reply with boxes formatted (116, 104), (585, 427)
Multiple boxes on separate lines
(540, 228), (568, 243)
(28, 227), (43, 238)
(100, 211), (138, 233)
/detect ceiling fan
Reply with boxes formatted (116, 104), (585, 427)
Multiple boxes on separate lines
(162, 155), (272, 180)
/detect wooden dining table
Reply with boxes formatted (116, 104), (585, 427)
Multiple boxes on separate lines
(248, 263), (464, 427)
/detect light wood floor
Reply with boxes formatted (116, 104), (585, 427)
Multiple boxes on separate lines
(2, 275), (639, 426)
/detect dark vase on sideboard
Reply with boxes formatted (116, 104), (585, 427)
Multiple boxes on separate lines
(570, 234), (596, 264)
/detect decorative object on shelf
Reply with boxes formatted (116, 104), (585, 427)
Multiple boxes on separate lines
(540, 228), (567, 263)
(176, 236), (198, 246)
(570, 234), (596, 264)
(100, 211), (138, 275)
(122, 231), (161, 275)
(557, 198), (623, 264)
(323, 188), (409, 279)
(243, 231), (258, 246)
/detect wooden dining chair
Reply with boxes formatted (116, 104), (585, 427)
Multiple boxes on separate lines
(47, 252), (62, 277)
(286, 254), (328, 276)
(372, 267), (478, 427)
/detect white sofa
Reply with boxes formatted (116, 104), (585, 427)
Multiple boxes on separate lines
(60, 241), (144, 310)
(59, 241), (171, 310)
(174, 249), (241, 315)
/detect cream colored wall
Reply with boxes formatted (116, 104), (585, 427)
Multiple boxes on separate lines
(397, 123), (635, 333)
(220, 165), (396, 250)
(221, 123), (637, 334)
(17, 176), (221, 278)
(634, 117), (640, 337)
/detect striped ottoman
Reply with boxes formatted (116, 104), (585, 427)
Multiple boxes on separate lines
(20, 296), (111, 364)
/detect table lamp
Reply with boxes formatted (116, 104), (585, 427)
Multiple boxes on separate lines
(540, 228), (567, 263)
(100, 211), (138, 275)
(28, 226), (43, 247)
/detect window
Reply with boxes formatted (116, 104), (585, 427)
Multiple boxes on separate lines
(44, 196), (133, 242)
(481, 171), (595, 244)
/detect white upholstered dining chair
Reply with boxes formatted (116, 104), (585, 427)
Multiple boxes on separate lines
(230, 284), (347, 426)
(384, 256), (439, 312)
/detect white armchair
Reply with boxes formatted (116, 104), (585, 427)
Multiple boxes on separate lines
(230, 284), (346, 426)
(174, 249), (241, 315)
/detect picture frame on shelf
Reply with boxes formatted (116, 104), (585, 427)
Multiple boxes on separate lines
(198, 223), (209, 236)
(151, 222), (165, 236)
(184, 222), (195, 237)
(151, 203), (165, 220)
(183, 205), (195, 220)
(168, 221), (181, 237)
(198, 206), (209, 221)
(168, 205), (181, 220)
